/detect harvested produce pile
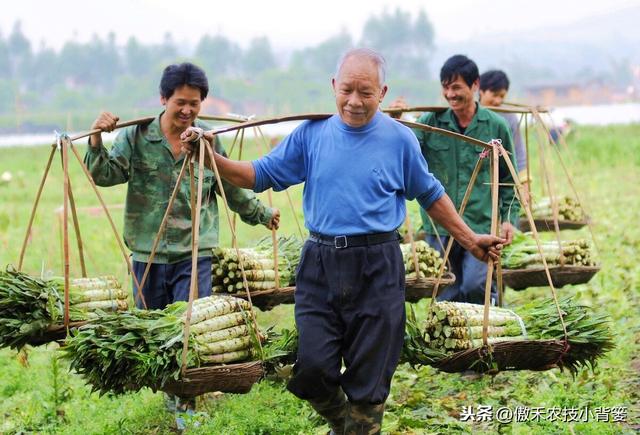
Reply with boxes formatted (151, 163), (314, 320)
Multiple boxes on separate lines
(402, 297), (613, 372)
(526, 196), (586, 221)
(400, 240), (446, 278)
(502, 232), (596, 268)
(212, 236), (302, 294)
(62, 295), (260, 395)
(0, 268), (127, 350)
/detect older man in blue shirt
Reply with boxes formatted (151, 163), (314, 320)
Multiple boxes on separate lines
(182, 48), (504, 435)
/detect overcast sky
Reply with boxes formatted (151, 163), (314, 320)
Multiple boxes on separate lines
(1, 0), (637, 51)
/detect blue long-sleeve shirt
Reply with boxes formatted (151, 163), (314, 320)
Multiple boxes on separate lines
(252, 111), (445, 236)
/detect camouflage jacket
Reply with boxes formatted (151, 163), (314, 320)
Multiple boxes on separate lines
(84, 113), (274, 263)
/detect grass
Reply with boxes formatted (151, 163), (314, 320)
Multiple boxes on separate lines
(1, 123), (639, 434)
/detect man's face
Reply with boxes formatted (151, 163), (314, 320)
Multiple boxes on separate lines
(442, 75), (478, 113)
(332, 57), (387, 128)
(160, 84), (202, 132)
(479, 89), (508, 107)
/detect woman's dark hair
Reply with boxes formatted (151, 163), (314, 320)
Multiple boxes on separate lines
(159, 62), (209, 100)
(480, 70), (510, 92)
(440, 54), (479, 87)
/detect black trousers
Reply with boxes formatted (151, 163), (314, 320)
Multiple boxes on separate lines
(287, 239), (405, 404)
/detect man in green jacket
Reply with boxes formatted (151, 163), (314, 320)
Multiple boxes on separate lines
(84, 62), (279, 428)
(396, 55), (519, 304)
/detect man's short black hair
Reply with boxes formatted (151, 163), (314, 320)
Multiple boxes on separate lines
(480, 70), (510, 92)
(440, 54), (479, 87)
(159, 62), (209, 100)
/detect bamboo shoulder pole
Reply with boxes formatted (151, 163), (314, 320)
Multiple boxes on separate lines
(382, 105), (549, 115)
(397, 119), (492, 148)
(68, 117), (155, 142)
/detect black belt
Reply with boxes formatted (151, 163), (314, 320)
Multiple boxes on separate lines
(309, 231), (400, 249)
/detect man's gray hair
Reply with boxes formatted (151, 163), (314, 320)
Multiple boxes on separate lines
(335, 48), (386, 86)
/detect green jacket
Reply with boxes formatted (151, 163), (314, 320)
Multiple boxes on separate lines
(414, 104), (519, 235)
(84, 113), (273, 264)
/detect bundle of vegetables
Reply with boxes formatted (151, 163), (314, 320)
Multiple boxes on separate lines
(526, 196), (586, 222)
(61, 295), (261, 395)
(401, 305), (448, 367)
(502, 231), (596, 269)
(400, 240), (446, 279)
(407, 297), (613, 372)
(49, 276), (128, 313)
(0, 267), (127, 350)
(212, 235), (303, 294)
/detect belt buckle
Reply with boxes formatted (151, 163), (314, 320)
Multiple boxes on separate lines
(334, 235), (348, 249)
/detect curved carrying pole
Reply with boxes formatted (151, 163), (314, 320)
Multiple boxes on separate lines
(382, 105), (549, 115)
(205, 113), (494, 150)
(502, 101), (550, 113)
(69, 117), (156, 142)
(397, 119), (492, 149)
(198, 114), (254, 124)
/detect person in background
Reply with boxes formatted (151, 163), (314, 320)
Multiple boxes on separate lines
(85, 62), (279, 430)
(479, 69), (529, 202)
(391, 55), (519, 305)
(181, 48), (506, 434)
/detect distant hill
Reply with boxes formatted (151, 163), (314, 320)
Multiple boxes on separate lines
(430, 5), (640, 89)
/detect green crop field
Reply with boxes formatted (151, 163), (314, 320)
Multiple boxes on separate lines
(0, 124), (639, 434)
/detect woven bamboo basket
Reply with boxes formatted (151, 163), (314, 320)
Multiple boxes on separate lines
(159, 361), (264, 397)
(434, 339), (568, 373)
(502, 265), (600, 290)
(27, 321), (88, 346)
(519, 217), (590, 232)
(234, 286), (296, 311)
(404, 272), (456, 302)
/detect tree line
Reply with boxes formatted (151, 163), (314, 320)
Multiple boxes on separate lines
(0, 8), (439, 133)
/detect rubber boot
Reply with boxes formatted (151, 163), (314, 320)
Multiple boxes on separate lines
(308, 387), (348, 435)
(344, 402), (384, 435)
